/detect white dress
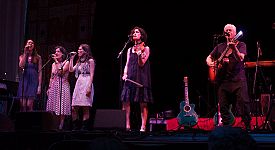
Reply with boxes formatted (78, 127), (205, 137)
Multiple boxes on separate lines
(72, 61), (94, 107)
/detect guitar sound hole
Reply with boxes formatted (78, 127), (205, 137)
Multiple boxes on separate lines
(184, 105), (191, 112)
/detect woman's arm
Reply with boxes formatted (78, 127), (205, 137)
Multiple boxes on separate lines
(138, 46), (150, 66)
(37, 56), (42, 94)
(122, 48), (131, 80)
(86, 59), (95, 97)
(69, 56), (76, 72)
(19, 54), (27, 69)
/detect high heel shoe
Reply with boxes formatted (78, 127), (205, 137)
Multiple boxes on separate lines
(126, 125), (131, 131)
(140, 126), (146, 132)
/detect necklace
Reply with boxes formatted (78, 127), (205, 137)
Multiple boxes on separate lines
(28, 56), (32, 62)
(80, 57), (86, 63)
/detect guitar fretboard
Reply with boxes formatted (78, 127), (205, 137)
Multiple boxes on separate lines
(184, 76), (189, 105)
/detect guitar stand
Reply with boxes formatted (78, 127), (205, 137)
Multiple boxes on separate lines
(259, 93), (273, 131)
(251, 67), (272, 131)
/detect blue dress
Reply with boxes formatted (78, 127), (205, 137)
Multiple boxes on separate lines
(17, 62), (39, 99)
(121, 47), (153, 103)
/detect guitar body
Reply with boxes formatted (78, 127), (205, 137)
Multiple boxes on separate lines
(177, 101), (198, 127)
(209, 62), (222, 83)
(208, 31), (243, 83)
(177, 76), (198, 127)
(213, 104), (235, 126)
(208, 66), (217, 83)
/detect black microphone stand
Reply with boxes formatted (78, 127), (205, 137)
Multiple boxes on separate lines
(117, 36), (131, 108)
(252, 41), (270, 130)
(252, 42), (272, 131)
(252, 43), (261, 130)
(211, 35), (221, 126)
(38, 55), (53, 110)
(39, 55), (53, 73)
(57, 55), (70, 125)
(21, 68), (25, 112)
(20, 53), (28, 112)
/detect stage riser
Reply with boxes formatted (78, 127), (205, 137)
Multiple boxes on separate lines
(166, 117), (266, 131)
(14, 111), (59, 131)
(93, 109), (126, 130)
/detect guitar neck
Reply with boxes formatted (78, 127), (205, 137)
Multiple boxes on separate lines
(216, 31), (243, 63)
(217, 46), (230, 63)
(185, 86), (189, 104)
(184, 76), (189, 105)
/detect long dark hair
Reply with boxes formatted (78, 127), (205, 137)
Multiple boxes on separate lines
(54, 45), (67, 61)
(76, 44), (94, 63)
(21, 39), (40, 64)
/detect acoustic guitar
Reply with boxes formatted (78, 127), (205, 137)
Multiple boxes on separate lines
(213, 103), (235, 126)
(209, 31), (243, 83)
(177, 76), (198, 127)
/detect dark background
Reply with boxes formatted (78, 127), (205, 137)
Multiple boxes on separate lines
(11, 0), (275, 119)
(91, 1), (275, 117)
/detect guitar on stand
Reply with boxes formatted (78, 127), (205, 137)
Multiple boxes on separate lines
(177, 76), (198, 128)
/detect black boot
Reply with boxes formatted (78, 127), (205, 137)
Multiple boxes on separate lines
(81, 119), (89, 131)
(72, 119), (80, 131)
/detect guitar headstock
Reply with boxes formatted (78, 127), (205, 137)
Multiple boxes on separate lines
(233, 30), (243, 42)
(183, 76), (188, 86)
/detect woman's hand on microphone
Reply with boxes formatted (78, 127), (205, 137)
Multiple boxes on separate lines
(70, 52), (77, 59)
(24, 45), (30, 54)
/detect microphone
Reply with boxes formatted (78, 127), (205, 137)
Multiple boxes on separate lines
(69, 52), (77, 55)
(213, 32), (229, 37)
(24, 45), (30, 51)
(223, 32), (230, 36)
(257, 41), (262, 56)
(50, 54), (56, 58)
(128, 34), (133, 38)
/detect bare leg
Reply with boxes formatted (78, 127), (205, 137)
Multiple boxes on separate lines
(82, 106), (90, 121)
(27, 98), (34, 112)
(59, 115), (65, 130)
(140, 102), (148, 131)
(72, 106), (79, 121)
(81, 106), (90, 130)
(20, 98), (27, 112)
(122, 101), (130, 129)
(72, 106), (79, 130)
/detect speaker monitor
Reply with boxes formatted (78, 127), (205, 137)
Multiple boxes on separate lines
(93, 109), (126, 130)
(0, 113), (14, 132)
(15, 111), (59, 131)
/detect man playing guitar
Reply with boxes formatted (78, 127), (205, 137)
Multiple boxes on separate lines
(206, 24), (251, 130)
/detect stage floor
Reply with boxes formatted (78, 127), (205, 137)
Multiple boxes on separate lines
(1, 129), (275, 150)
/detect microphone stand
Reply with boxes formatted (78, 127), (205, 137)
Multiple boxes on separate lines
(252, 43), (260, 130)
(58, 55), (70, 124)
(39, 56), (53, 73)
(117, 37), (131, 108)
(252, 42), (272, 131)
(211, 35), (220, 126)
(252, 42), (269, 130)
(38, 56), (53, 110)
(21, 68), (25, 112)
(20, 53), (28, 112)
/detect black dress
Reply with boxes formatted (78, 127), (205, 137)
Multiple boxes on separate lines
(121, 47), (153, 103)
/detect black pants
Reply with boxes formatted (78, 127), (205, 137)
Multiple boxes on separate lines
(218, 80), (251, 126)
